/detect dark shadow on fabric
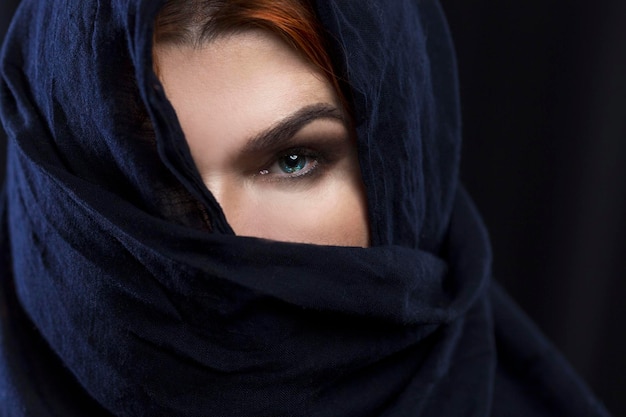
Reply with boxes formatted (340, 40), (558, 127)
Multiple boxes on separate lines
(1, 0), (624, 414)
(0, 0), (21, 179)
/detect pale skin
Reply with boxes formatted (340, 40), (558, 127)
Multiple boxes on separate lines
(154, 30), (369, 247)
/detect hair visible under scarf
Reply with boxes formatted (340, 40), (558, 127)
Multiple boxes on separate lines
(0, 1), (613, 416)
(153, 0), (346, 110)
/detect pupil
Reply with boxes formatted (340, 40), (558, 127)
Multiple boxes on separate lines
(285, 155), (300, 167)
(279, 154), (306, 173)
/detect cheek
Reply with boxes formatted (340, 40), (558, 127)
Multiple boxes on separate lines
(229, 173), (370, 247)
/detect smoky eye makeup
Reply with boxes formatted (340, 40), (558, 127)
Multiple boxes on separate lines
(226, 107), (352, 184)
(258, 147), (322, 178)
(250, 132), (352, 185)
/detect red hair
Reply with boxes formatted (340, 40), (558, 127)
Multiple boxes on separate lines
(154, 0), (345, 109)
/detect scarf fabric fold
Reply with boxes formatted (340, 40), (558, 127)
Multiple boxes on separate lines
(0, 0), (611, 416)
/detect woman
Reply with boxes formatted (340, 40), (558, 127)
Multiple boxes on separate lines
(152, 0), (369, 247)
(0, 0), (611, 416)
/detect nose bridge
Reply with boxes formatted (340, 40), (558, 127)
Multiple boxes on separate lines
(202, 174), (245, 228)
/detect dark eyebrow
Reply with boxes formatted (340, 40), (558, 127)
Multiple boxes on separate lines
(243, 103), (345, 153)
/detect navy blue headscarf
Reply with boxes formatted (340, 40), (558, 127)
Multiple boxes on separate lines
(0, 0), (611, 416)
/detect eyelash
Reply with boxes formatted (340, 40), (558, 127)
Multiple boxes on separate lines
(257, 147), (325, 182)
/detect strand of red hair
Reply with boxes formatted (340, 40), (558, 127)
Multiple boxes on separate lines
(154, 0), (347, 111)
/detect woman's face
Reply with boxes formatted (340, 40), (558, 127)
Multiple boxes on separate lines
(154, 30), (370, 246)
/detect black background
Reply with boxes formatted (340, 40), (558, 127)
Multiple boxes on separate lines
(1, 0), (624, 415)
(441, 1), (626, 415)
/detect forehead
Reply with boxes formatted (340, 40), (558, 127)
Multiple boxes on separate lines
(154, 30), (340, 160)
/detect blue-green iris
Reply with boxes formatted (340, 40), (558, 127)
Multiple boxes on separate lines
(278, 154), (307, 174)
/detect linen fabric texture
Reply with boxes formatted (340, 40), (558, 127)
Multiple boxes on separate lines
(0, 0), (611, 416)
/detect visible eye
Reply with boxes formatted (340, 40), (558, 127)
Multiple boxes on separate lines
(278, 153), (308, 174)
(258, 148), (321, 180)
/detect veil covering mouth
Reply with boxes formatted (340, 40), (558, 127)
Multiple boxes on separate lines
(0, 0), (611, 416)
